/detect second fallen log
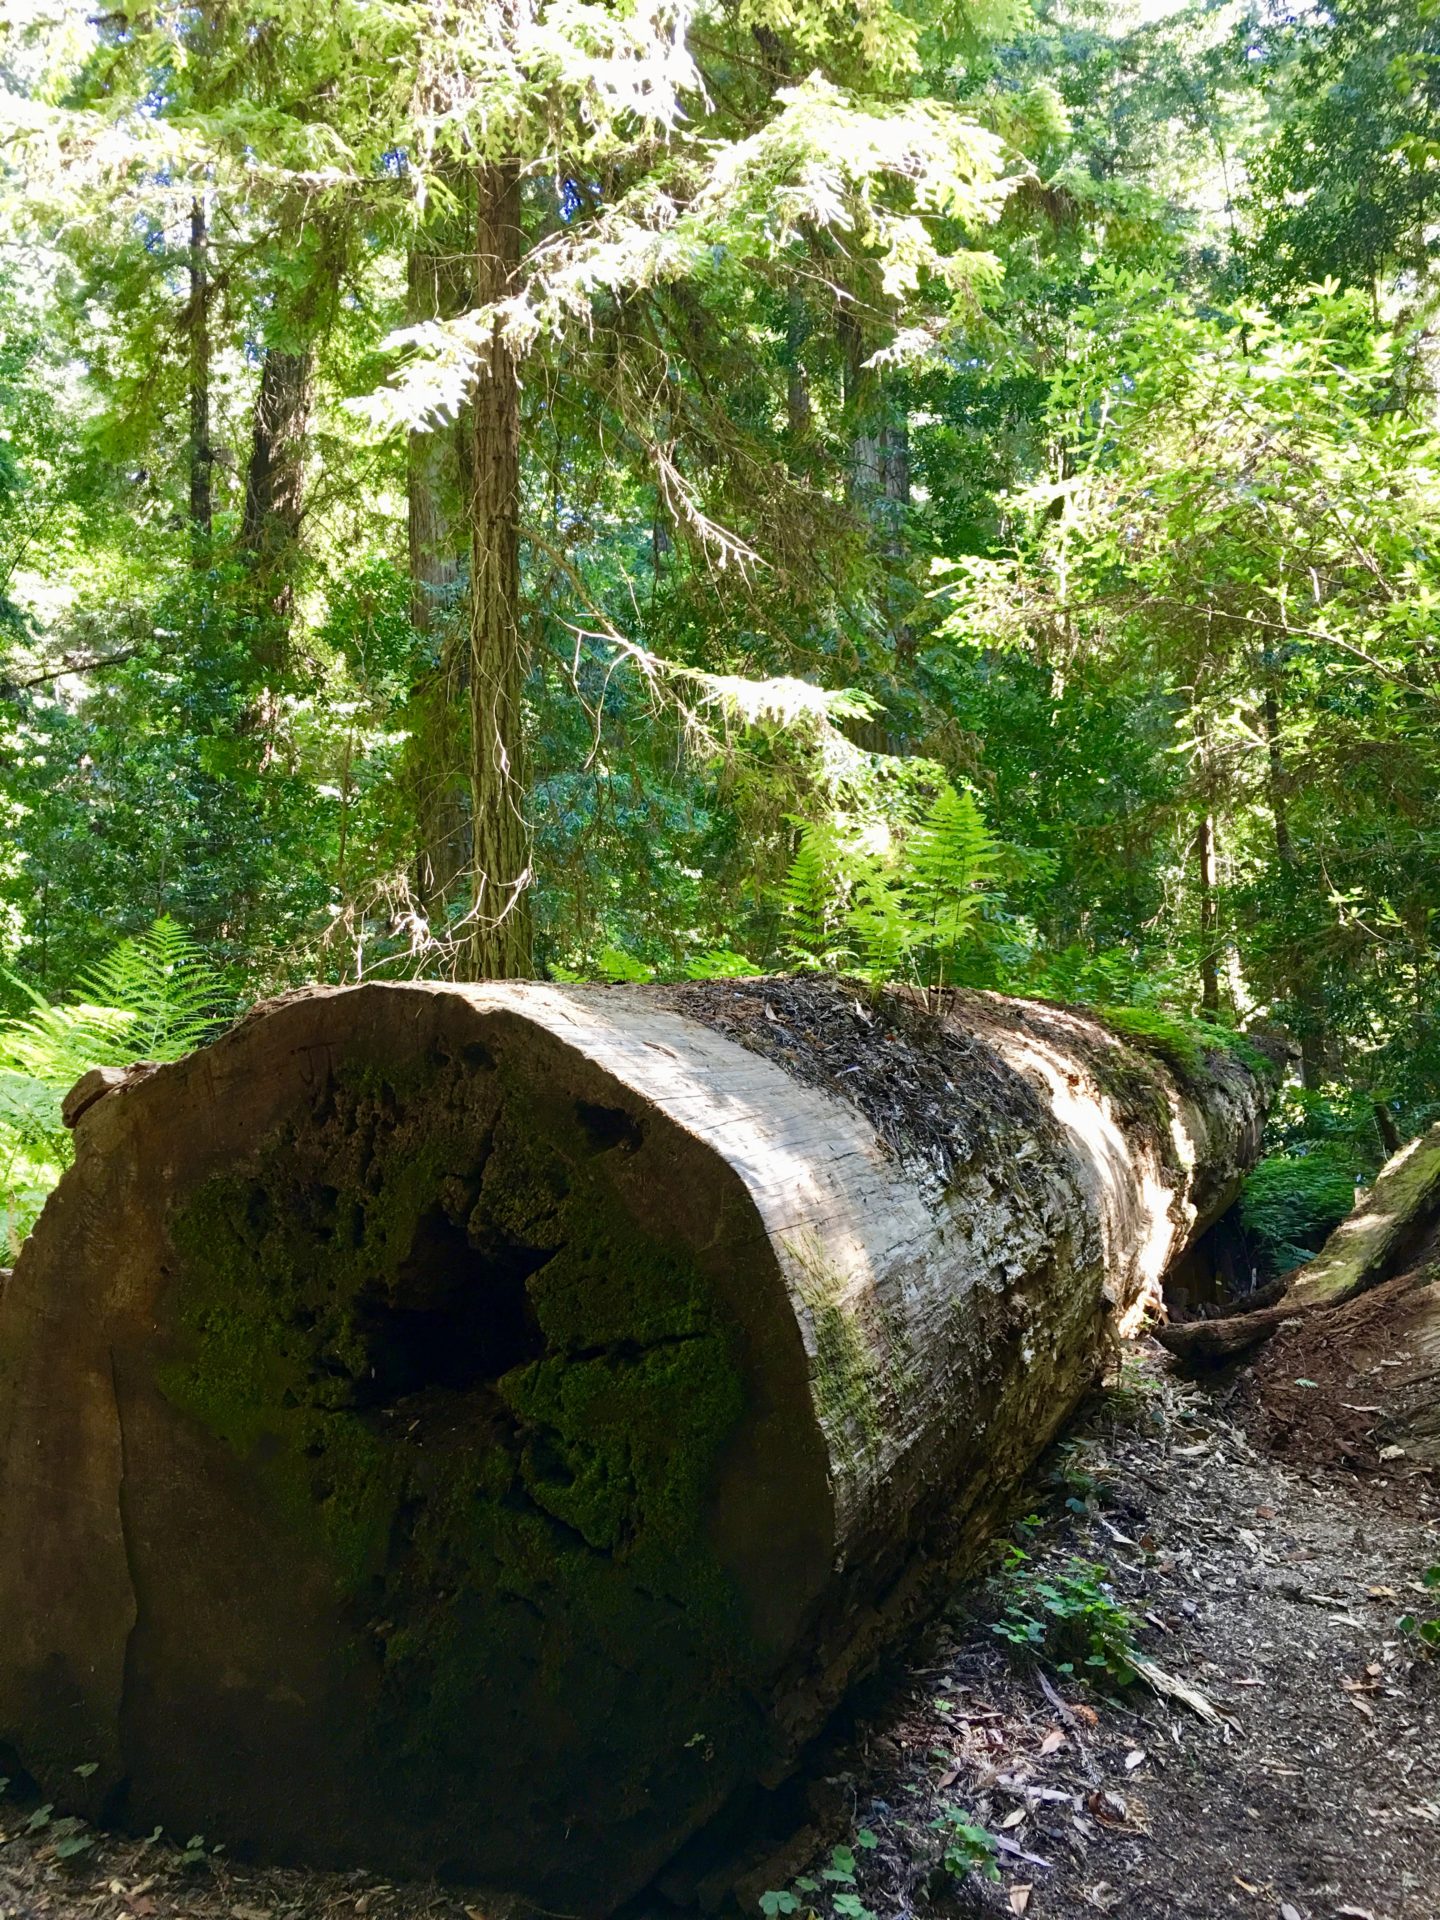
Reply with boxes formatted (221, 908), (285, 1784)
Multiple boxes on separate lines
(0, 978), (1263, 1913)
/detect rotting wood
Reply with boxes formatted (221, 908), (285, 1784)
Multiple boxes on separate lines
(0, 978), (1263, 1914)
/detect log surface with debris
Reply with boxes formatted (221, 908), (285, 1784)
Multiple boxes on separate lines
(0, 978), (1264, 1912)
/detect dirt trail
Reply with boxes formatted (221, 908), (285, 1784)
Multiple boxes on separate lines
(0, 1346), (1434, 1920)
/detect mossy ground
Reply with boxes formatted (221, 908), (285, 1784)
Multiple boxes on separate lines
(158, 1043), (764, 1871)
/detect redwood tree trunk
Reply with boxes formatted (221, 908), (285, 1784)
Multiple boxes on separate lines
(241, 342), (313, 661)
(1196, 809), (1221, 1016)
(187, 196), (212, 549)
(0, 980), (1261, 1913)
(1262, 674), (1327, 1089)
(405, 243), (467, 925)
(462, 162), (532, 980)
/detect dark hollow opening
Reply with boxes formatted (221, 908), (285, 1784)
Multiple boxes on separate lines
(349, 1203), (548, 1407)
(575, 1100), (644, 1156)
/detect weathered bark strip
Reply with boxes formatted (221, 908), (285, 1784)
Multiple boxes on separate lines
(0, 980), (1262, 1913)
(1157, 1120), (1440, 1364)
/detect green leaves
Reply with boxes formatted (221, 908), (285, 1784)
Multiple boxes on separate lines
(778, 781), (1001, 987)
(934, 1808), (1000, 1882)
(0, 918), (226, 1250)
(991, 1545), (1140, 1689)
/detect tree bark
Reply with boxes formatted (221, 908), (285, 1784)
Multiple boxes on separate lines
(1262, 675), (1327, 1088)
(786, 288), (812, 466)
(462, 163), (532, 980)
(241, 342), (313, 660)
(1195, 809), (1221, 1016)
(405, 243), (467, 925)
(0, 979), (1261, 1912)
(187, 196), (213, 550)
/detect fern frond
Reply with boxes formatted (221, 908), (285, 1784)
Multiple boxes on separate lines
(0, 994), (141, 1085)
(901, 784), (1002, 982)
(79, 917), (224, 1061)
(908, 785), (1000, 901)
(844, 863), (916, 985)
(778, 826), (839, 968)
(683, 949), (759, 979)
(0, 920), (226, 1251)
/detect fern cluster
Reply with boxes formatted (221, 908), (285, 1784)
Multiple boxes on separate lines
(777, 783), (1002, 990)
(0, 920), (225, 1253)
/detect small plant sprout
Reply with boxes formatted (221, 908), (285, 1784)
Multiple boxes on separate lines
(934, 1808), (1001, 1882)
(1398, 1564), (1440, 1653)
(992, 1545), (1140, 1686)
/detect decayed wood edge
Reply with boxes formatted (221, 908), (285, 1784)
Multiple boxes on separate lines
(1288, 1120), (1440, 1309)
(1157, 1119), (1440, 1364)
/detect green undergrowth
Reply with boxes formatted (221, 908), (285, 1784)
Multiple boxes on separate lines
(989, 1542), (1140, 1688)
(1239, 1144), (1362, 1275)
(158, 1045), (761, 1840)
(1097, 1003), (1271, 1087)
(1399, 1565), (1440, 1654)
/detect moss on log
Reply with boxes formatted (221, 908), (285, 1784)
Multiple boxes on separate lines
(0, 979), (1263, 1912)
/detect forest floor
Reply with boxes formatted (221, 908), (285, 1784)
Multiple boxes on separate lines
(0, 1346), (1435, 1920)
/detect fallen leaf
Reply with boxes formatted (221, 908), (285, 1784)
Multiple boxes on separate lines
(129, 1902), (156, 1918)
(1002, 1809), (1026, 1830)
(937, 1767), (959, 1789)
(1124, 1748), (1146, 1770)
(1010, 1889), (1032, 1916)
(1072, 1702), (1099, 1728)
(1039, 1728), (1066, 1755)
(1348, 1695), (1375, 1718)
(1368, 1586), (1397, 1599)
(1087, 1789), (1128, 1827)
(1279, 1905), (1302, 1920)
(1255, 1505), (1276, 1519)
(1335, 1907), (1375, 1919)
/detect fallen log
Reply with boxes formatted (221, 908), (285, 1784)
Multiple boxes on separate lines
(1156, 1119), (1440, 1365)
(1220, 1125), (1440, 1473)
(0, 978), (1263, 1912)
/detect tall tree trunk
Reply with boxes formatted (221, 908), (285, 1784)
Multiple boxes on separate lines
(786, 289), (812, 467)
(1262, 677), (1326, 1088)
(840, 304), (912, 662)
(1196, 810), (1221, 1016)
(839, 305), (883, 505)
(405, 245), (466, 926)
(187, 196), (212, 550)
(462, 162), (532, 980)
(241, 343), (313, 671)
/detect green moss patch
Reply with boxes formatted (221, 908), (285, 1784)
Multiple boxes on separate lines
(157, 1042), (762, 1872)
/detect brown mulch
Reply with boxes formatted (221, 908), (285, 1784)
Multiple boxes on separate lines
(1234, 1230), (1440, 1480)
